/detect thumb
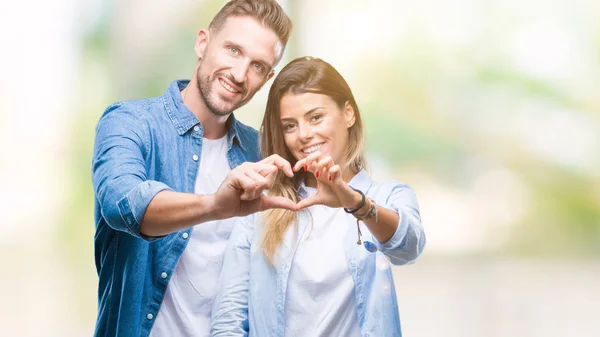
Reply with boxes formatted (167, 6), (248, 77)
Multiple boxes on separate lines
(296, 195), (321, 210)
(260, 195), (298, 212)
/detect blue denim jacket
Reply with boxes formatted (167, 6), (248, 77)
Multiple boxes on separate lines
(92, 80), (261, 337)
(211, 170), (426, 337)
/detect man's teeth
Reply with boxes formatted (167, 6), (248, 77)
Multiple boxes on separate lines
(302, 144), (323, 154)
(220, 79), (239, 93)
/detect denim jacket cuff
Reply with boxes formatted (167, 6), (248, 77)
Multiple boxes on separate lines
(116, 180), (173, 240)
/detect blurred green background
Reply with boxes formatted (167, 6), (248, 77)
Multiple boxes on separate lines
(1, 0), (598, 336)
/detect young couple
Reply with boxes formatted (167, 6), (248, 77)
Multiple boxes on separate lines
(92, 1), (425, 337)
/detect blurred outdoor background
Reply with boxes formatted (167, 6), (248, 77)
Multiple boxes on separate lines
(1, 0), (599, 336)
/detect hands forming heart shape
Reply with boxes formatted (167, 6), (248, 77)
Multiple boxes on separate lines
(213, 153), (363, 219)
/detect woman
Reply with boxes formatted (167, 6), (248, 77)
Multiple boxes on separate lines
(211, 56), (425, 337)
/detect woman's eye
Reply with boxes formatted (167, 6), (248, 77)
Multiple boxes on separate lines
(311, 114), (323, 122)
(282, 124), (296, 132)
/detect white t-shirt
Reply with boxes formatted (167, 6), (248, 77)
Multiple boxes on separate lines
(150, 135), (234, 337)
(284, 187), (362, 337)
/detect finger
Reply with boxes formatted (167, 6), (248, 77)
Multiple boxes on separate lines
(234, 162), (274, 178)
(317, 156), (334, 170)
(314, 156), (334, 180)
(244, 163), (279, 188)
(296, 151), (322, 173)
(241, 170), (269, 200)
(293, 158), (305, 172)
(327, 164), (342, 183)
(248, 163), (278, 177)
(233, 167), (266, 200)
(259, 154), (293, 177)
(245, 168), (269, 187)
(235, 173), (261, 200)
(260, 195), (298, 212)
(296, 196), (321, 210)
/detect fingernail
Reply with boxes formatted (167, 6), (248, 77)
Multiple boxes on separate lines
(315, 171), (319, 178)
(305, 165), (308, 171)
(328, 175), (332, 181)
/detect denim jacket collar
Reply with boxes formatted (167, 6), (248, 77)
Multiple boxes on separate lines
(163, 80), (246, 151)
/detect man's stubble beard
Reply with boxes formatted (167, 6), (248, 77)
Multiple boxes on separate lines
(196, 62), (258, 117)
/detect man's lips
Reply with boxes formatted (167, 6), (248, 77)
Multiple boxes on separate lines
(218, 77), (242, 94)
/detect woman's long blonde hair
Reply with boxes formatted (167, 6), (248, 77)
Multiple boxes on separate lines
(260, 57), (365, 265)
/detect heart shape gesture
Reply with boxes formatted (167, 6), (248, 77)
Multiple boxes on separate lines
(213, 154), (298, 218)
(214, 153), (362, 218)
(292, 151), (362, 211)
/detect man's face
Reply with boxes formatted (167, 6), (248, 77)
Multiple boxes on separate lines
(195, 16), (281, 116)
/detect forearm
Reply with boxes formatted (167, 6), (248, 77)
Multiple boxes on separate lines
(140, 190), (221, 237)
(361, 205), (399, 243)
(344, 189), (399, 243)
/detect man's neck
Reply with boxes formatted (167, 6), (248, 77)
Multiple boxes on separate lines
(180, 80), (230, 140)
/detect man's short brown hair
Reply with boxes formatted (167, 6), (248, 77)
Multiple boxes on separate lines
(209, 0), (292, 52)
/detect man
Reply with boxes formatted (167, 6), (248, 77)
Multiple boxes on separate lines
(91, 1), (293, 336)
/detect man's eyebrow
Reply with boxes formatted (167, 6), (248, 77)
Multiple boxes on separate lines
(223, 40), (242, 50)
(223, 40), (274, 70)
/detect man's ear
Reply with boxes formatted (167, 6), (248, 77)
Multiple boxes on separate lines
(194, 29), (210, 59)
(344, 101), (356, 128)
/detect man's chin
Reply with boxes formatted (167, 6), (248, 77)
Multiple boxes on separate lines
(207, 99), (238, 117)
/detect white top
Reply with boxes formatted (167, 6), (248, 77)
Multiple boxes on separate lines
(284, 187), (362, 337)
(150, 135), (234, 337)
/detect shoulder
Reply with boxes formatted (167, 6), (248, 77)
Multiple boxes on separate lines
(100, 96), (162, 121)
(97, 95), (167, 135)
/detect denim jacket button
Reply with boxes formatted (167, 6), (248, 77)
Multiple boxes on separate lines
(182, 232), (189, 239)
(193, 125), (200, 132)
(192, 155), (199, 161)
(146, 313), (153, 320)
(161, 272), (167, 279)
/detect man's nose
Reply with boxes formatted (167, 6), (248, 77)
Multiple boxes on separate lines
(230, 60), (250, 85)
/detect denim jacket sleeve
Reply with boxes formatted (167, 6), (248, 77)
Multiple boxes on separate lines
(211, 214), (254, 337)
(373, 182), (426, 265)
(92, 103), (173, 239)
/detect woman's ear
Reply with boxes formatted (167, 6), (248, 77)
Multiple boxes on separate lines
(344, 101), (356, 128)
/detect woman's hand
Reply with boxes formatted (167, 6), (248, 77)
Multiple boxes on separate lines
(293, 151), (362, 210)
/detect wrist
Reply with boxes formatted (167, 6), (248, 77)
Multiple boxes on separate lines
(353, 197), (370, 215)
(343, 187), (365, 213)
(203, 194), (224, 221)
(354, 198), (378, 222)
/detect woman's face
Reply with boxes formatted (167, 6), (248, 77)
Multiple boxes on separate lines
(279, 92), (355, 166)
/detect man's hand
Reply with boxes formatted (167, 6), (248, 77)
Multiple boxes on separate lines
(212, 159), (297, 219)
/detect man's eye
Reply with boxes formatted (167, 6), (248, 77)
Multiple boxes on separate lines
(229, 47), (239, 55)
(253, 63), (264, 72)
